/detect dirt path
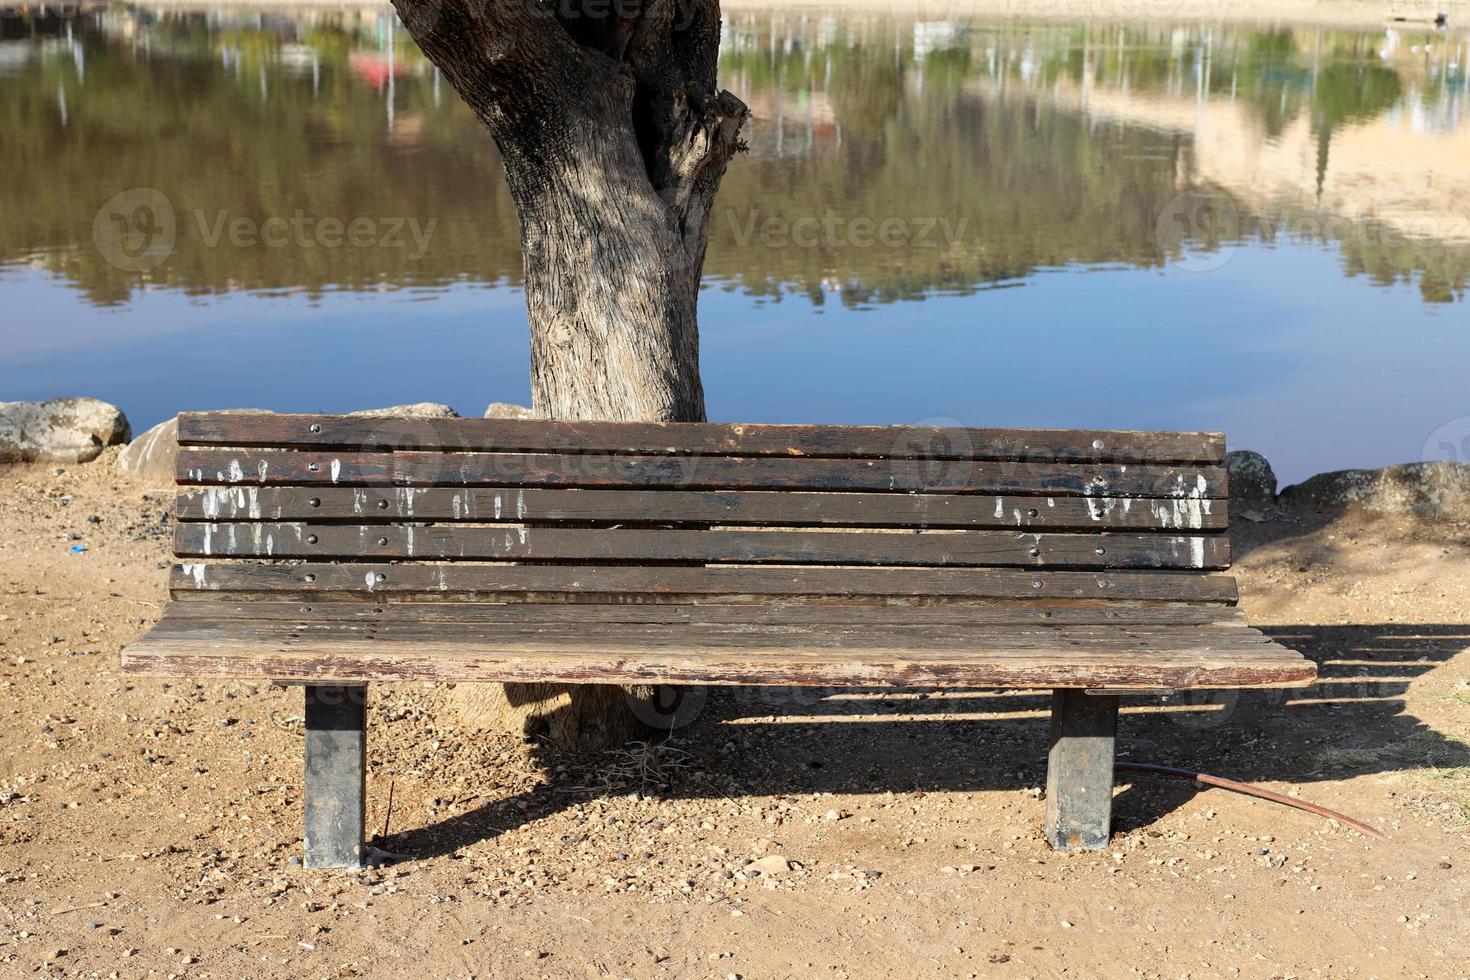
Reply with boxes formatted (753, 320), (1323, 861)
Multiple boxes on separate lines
(0, 453), (1466, 978)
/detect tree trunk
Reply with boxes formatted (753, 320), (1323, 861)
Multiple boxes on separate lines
(389, 0), (747, 749)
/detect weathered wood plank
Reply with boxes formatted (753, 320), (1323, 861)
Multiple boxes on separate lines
(174, 486), (1230, 532)
(177, 413), (1226, 464)
(157, 600), (1251, 627)
(170, 563), (1241, 604)
(120, 619), (1318, 688)
(173, 523), (1230, 570)
(131, 618), (1282, 649)
(175, 449), (1226, 499)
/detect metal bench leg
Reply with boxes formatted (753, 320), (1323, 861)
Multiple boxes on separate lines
(303, 684), (366, 869)
(1044, 689), (1118, 851)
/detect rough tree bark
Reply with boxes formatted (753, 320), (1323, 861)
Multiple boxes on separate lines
(389, 0), (747, 749)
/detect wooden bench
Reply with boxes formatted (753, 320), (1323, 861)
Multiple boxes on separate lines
(121, 412), (1315, 867)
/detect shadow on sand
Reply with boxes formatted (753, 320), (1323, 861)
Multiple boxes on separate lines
(385, 623), (1470, 859)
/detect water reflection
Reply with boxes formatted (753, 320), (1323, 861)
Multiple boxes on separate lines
(1, 7), (1466, 306)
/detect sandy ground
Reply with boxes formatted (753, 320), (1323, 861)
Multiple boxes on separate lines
(0, 451), (1467, 979)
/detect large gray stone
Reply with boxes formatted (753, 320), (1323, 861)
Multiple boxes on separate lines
(347, 403), (460, 418)
(116, 415), (181, 483)
(1225, 450), (1277, 508)
(116, 409), (271, 484)
(117, 403), (459, 483)
(484, 402), (534, 420)
(0, 397), (131, 464)
(1279, 461), (1470, 521)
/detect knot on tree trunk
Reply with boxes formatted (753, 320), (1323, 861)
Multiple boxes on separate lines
(664, 89), (749, 238)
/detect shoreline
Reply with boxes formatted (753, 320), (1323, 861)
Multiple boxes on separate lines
(5, 0), (1467, 31)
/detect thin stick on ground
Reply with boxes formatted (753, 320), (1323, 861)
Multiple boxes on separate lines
(380, 779), (395, 842)
(1118, 762), (1386, 840)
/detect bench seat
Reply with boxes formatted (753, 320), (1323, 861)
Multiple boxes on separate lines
(126, 600), (1309, 689)
(120, 413), (1316, 866)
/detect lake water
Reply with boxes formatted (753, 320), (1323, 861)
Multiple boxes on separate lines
(2, 7), (1468, 484)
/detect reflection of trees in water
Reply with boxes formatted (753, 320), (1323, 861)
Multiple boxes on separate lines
(0, 12), (1464, 306)
(718, 18), (1464, 304)
(0, 14), (522, 306)
(1310, 63), (1403, 195)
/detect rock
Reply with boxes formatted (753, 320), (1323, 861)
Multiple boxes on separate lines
(117, 404), (457, 483)
(485, 402), (535, 420)
(1225, 450), (1277, 508)
(1279, 461), (1470, 521)
(346, 403), (459, 418)
(116, 416), (180, 483)
(746, 855), (791, 876)
(116, 410), (269, 484)
(0, 398), (130, 464)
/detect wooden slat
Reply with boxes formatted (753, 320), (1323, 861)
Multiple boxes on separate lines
(174, 486), (1229, 531)
(156, 601), (1251, 627)
(170, 563), (1240, 604)
(120, 617), (1316, 688)
(174, 523), (1230, 570)
(176, 449), (1225, 498)
(177, 413), (1226, 464)
(133, 619), (1282, 646)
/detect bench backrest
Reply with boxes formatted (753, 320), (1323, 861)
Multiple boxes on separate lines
(170, 413), (1233, 605)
